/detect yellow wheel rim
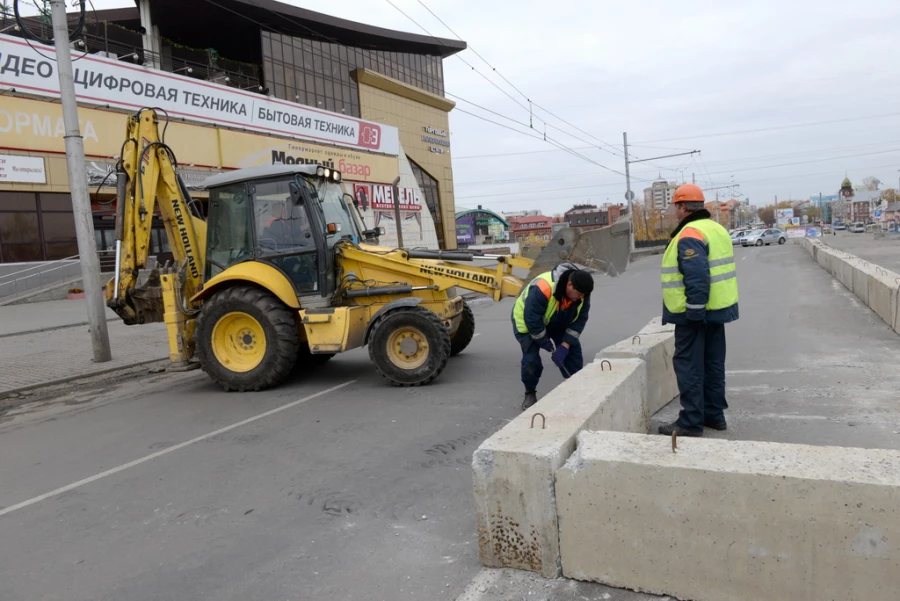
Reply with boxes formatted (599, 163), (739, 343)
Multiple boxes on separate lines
(211, 312), (267, 373)
(386, 326), (429, 370)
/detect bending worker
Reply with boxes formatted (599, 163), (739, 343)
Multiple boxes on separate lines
(512, 262), (594, 410)
(658, 184), (739, 437)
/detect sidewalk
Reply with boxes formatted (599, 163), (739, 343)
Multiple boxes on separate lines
(0, 299), (169, 397)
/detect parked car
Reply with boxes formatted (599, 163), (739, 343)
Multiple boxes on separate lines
(849, 222), (866, 233)
(741, 228), (786, 246)
(833, 223), (847, 231)
(731, 230), (749, 245)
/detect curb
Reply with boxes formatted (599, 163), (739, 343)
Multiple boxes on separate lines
(0, 357), (169, 400)
(0, 317), (119, 340)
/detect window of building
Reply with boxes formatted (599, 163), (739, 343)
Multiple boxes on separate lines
(0, 192), (78, 263)
(260, 30), (445, 116)
(408, 158), (444, 248)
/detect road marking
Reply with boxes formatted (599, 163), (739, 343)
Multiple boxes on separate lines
(0, 381), (356, 518)
(726, 369), (793, 375)
(473, 333), (481, 337)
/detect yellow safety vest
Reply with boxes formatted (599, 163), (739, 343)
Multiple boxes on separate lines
(661, 218), (738, 314)
(513, 271), (584, 336)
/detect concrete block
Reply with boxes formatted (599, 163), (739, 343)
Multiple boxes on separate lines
(557, 431), (900, 601)
(636, 316), (675, 336)
(851, 263), (870, 306)
(597, 331), (677, 416)
(868, 271), (896, 327)
(473, 358), (646, 577)
(839, 255), (856, 291)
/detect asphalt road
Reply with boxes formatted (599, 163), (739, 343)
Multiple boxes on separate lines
(3, 244), (899, 601)
(0, 258), (662, 601)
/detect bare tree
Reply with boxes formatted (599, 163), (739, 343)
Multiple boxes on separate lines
(862, 176), (882, 191)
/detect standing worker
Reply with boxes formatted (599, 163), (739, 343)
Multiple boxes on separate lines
(512, 262), (594, 410)
(659, 184), (739, 437)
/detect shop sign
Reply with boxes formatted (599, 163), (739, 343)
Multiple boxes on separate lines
(352, 183), (422, 211)
(0, 154), (45, 183)
(0, 34), (399, 155)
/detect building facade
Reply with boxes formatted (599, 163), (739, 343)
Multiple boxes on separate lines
(454, 207), (510, 247)
(509, 215), (553, 243)
(0, 0), (465, 266)
(563, 204), (622, 231)
(643, 176), (678, 210)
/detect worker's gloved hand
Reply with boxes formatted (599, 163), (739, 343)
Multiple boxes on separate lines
(551, 345), (569, 369)
(536, 337), (555, 353)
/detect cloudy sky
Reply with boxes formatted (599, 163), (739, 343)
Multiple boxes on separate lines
(38, 0), (900, 214)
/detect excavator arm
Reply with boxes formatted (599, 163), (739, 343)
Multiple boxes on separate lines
(106, 109), (207, 326)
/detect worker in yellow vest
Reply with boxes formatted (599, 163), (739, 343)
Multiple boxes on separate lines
(659, 184), (739, 437)
(512, 262), (594, 410)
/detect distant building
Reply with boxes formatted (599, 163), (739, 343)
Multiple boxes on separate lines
(455, 206), (510, 247)
(509, 215), (553, 243)
(643, 175), (678, 210)
(501, 210), (541, 219)
(563, 204), (623, 231)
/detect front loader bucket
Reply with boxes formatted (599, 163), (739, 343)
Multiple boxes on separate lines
(526, 219), (632, 281)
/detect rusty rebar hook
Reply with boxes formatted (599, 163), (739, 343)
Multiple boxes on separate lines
(632, 335), (641, 345)
(530, 412), (546, 430)
(600, 360), (612, 371)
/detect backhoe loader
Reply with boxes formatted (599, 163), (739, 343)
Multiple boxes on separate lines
(107, 108), (630, 391)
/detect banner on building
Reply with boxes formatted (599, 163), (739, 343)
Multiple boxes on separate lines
(0, 34), (399, 156)
(456, 214), (475, 244)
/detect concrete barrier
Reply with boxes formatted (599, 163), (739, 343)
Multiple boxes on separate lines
(597, 331), (678, 416)
(557, 431), (900, 601)
(473, 357), (647, 577)
(803, 239), (900, 336)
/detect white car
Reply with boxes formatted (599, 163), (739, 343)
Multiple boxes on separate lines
(849, 222), (866, 233)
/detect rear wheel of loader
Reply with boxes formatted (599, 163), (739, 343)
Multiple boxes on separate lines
(196, 286), (299, 392)
(449, 301), (475, 356)
(368, 307), (451, 386)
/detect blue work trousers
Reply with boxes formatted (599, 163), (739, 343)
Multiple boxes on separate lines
(674, 321), (728, 431)
(514, 327), (583, 392)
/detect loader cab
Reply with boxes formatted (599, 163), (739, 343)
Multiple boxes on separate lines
(203, 164), (361, 299)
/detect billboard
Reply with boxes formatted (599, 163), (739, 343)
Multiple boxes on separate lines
(456, 214), (475, 245)
(0, 34), (399, 155)
(776, 208), (793, 227)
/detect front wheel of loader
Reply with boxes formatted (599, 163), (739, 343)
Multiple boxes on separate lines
(196, 286), (299, 391)
(368, 307), (451, 386)
(449, 301), (475, 356)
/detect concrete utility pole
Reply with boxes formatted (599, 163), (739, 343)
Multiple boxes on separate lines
(622, 132), (634, 252)
(50, 0), (111, 362)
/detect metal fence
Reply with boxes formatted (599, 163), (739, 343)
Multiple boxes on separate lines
(0, 251), (117, 301)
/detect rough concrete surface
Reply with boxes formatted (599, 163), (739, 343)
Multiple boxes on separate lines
(455, 568), (667, 601)
(473, 357), (646, 577)
(597, 330), (678, 416)
(652, 244), (900, 452)
(557, 431), (900, 601)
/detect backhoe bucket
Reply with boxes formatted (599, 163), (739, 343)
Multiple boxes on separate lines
(525, 219), (632, 281)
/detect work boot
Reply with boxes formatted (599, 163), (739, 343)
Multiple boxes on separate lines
(657, 421), (703, 437)
(704, 419), (727, 431)
(521, 390), (538, 411)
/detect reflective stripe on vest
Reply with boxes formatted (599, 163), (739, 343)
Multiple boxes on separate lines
(660, 218), (739, 314)
(513, 271), (583, 334)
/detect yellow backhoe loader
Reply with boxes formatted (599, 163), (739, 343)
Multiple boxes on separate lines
(106, 108), (630, 391)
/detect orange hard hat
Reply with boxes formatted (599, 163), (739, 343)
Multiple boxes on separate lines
(673, 184), (705, 203)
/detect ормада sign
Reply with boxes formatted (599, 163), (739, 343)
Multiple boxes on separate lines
(0, 34), (399, 156)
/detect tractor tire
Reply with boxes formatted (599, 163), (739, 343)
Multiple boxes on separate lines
(195, 286), (299, 391)
(368, 307), (451, 386)
(449, 301), (475, 356)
